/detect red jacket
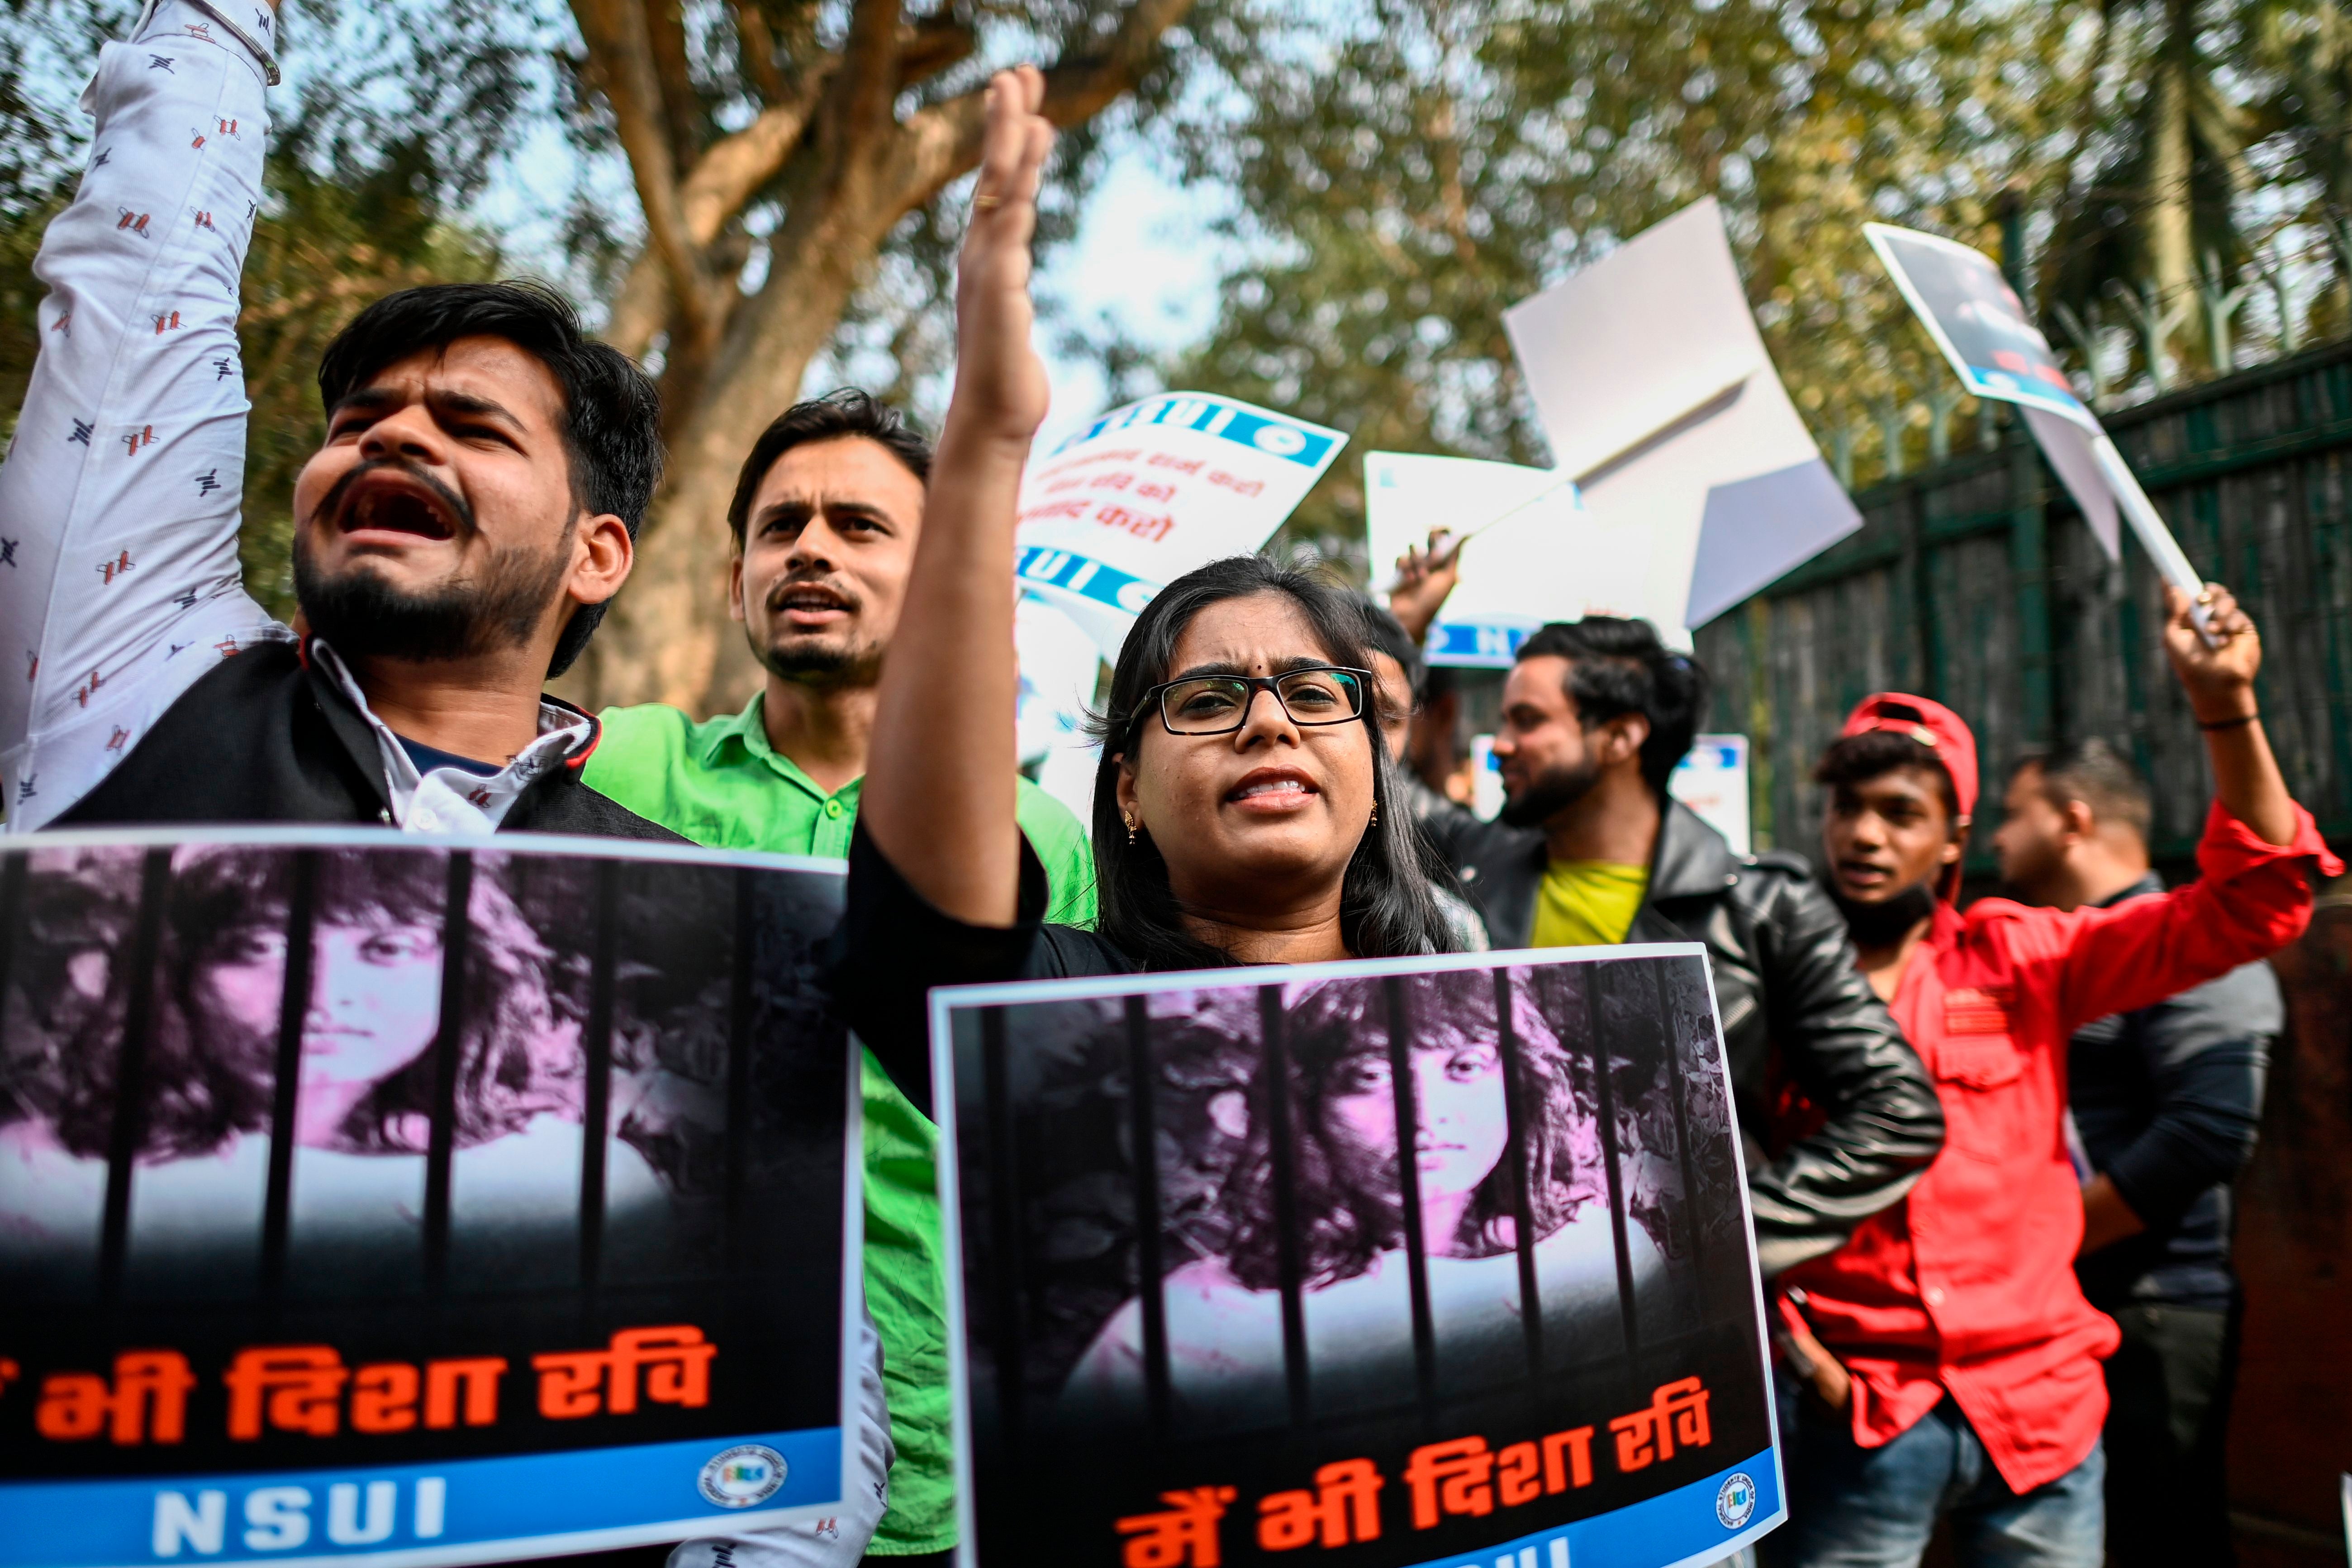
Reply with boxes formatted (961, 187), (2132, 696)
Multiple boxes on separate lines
(1782, 801), (2338, 1492)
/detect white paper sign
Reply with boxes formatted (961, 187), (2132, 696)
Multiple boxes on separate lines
(1365, 452), (1644, 665)
(1015, 591), (1105, 823)
(1669, 734), (1752, 855)
(1015, 393), (1347, 661)
(1505, 199), (1862, 636)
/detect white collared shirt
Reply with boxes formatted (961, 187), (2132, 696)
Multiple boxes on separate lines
(306, 641), (593, 833)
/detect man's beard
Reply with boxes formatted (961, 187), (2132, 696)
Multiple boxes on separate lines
(1830, 879), (1939, 947)
(294, 461), (571, 664)
(1497, 755), (1604, 828)
(751, 580), (884, 688)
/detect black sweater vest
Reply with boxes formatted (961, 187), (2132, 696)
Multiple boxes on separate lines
(59, 642), (683, 842)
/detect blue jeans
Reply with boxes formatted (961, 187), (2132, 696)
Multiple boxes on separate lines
(1758, 1370), (2105, 1568)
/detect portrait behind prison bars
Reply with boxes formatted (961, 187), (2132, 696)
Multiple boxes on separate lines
(941, 949), (1775, 1568)
(0, 833), (853, 1514)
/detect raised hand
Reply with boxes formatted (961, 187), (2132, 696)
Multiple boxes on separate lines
(2163, 582), (2260, 722)
(2163, 582), (2296, 846)
(1388, 527), (1465, 644)
(948, 67), (1054, 448)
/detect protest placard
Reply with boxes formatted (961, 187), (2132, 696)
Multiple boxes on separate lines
(1504, 199), (1861, 640)
(1364, 454), (1647, 667)
(1016, 592), (1106, 823)
(1016, 394), (1347, 662)
(931, 947), (1783, 1568)
(0, 829), (860, 1568)
(1864, 222), (2213, 620)
(1668, 738), (1752, 856)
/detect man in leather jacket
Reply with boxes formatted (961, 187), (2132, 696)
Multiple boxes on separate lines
(1417, 618), (1945, 1277)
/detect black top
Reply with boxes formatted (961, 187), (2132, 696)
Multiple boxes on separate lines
(827, 821), (1155, 1112)
(1422, 798), (1946, 1278)
(2069, 873), (2278, 1311)
(57, 640), (685, 843)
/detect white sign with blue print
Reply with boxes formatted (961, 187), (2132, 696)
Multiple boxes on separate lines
(1015, 393), (1346, 662)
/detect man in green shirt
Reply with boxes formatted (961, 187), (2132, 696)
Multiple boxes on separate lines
(587, 390), (1095, 1563)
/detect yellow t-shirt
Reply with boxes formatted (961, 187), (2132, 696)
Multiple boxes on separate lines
(1530, 860), (1651, 948)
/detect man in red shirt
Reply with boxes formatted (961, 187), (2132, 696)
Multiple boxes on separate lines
(1761, 584), (2338, 1568)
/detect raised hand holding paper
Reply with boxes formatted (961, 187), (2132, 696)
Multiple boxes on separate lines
(1503, 199), (1861, 638)
(1366, 454), (1638, 666)
(1863, 222), (2214, 632)
(1015, 394), (1347, 660)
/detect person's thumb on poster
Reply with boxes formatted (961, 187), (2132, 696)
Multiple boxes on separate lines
(951, 66), (1054, 447)
(1775, 1291), (1852, 1411)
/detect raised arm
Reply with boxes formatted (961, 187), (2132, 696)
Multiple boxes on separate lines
(860, 68), (1054, 927)
(0, 0), (286, 830)
(1386, 527), (1463, 645)
(2040, 583), (2338, 1029)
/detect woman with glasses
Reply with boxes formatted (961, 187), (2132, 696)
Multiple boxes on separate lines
(829, 67), (1463, 1116)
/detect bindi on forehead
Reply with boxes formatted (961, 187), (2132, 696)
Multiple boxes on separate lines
(1168, 595), (1335, 676)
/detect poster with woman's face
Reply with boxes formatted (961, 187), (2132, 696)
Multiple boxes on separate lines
(0, 830), (858, 1568)
(934, 947), (1781, 1568)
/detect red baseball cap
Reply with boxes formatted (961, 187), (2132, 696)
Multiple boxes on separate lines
(1838, 691), (1979, 823)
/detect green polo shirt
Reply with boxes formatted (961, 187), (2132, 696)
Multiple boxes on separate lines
(586, 694), (1097, 1554)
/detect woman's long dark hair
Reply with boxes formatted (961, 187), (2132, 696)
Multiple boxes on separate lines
(1216, 972), (1597, 1291)
(1081, 555), (1461, 969)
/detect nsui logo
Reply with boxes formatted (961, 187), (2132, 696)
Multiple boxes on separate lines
(1715, 1472), (1757, 1530)
(698, 1445), (788, 1509)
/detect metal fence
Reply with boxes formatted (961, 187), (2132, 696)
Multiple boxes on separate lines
(1695, 336), (2352, 868)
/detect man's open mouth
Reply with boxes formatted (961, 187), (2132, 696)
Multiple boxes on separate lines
(338, 476), (460, 541)
(772, 584), (855, 616)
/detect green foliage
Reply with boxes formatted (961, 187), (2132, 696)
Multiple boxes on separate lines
(1140, 0), (2086, 563)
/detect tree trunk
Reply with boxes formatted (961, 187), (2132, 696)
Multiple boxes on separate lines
(556, 0), (1198, 718)
(2143, 0), (2197, 369)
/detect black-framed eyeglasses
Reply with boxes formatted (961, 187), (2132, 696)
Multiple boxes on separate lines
(1128, 666), (1375, 737)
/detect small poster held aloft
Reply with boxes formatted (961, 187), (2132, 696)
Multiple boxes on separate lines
(931, 947), (1783, 1568)
(0, 829), (861, 1568)
(1016, 394), (1347, 661)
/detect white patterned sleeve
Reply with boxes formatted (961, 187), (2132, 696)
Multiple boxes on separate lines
(0, 0), (288, 832)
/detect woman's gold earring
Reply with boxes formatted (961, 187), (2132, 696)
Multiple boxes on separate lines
(1124, 814), (1138, 846)
(1369, 802), (1380, 828)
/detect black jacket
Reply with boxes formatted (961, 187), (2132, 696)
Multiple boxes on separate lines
(58, 641), (682, 841)
(1425, 798), (1946, 1276)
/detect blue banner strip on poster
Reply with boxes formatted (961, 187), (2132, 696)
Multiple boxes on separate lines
(1395, 1450), (1781, 1568)
(1046, 394), (1338, 468)
(0, 1426), (842, 1568)
(1016, 546), (1161, 617)
(1425, 622), (1534, 668)
(1961, 363), (2091, 424)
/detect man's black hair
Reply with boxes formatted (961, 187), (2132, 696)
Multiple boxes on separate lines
(1515, 616), (1707, 794)
(1815, 731), (1961, 821)
(726, 390), (933, 548)
(1353, 594), (1428, 702)
(2010, 737), (2152, 840)
(315, 280), (663, 678)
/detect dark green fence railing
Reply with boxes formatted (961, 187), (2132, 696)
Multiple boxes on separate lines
(1696, 337), (2352, 870)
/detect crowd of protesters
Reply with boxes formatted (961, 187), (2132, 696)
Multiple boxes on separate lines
(0, 10), (2336, 1568)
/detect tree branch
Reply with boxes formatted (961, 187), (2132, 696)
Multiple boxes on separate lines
(601, 65), (832, 357)
(575, 0), (710, 342)
(831, 0), (905, 144)
(898, 15), (975, 89)
(735, 1), (786, 104)
(895, 0), (1196, 204)
(645, 0), (703, 165)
